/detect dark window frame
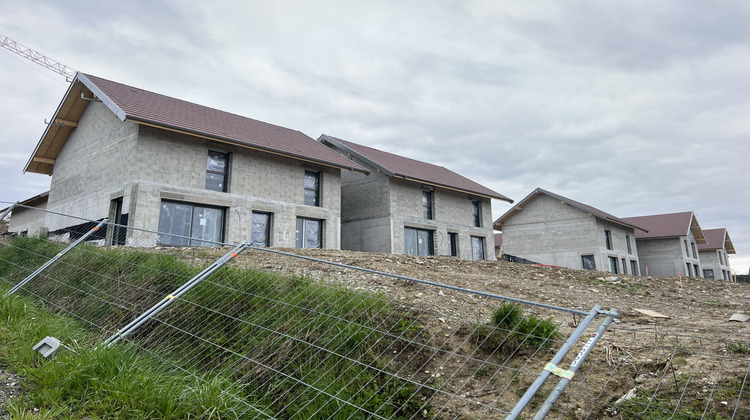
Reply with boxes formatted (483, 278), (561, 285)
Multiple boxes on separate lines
(630, 260), (638, 276)
(691, 242), (697, 259)
(206, 150), (229, 192)
(608, 256), (619, 274)
(471, 236), (485, 261)
(157, 200), (225, 247)
(582, 255), (596, 270)
(251, 211), (272, 247)
(304, 171), (321, 206)
(404, 227), (434, 256)
(605, 230), (612, 250)
(472, 200), (481, 227)
(626, 235), (632, 254)
(296, 217), (323, 249)
(422, 190), (433, 220)
(449, 232), (459, 257)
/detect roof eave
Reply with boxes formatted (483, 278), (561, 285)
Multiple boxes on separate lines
(130, 119), (368, 173)
(392, 174), (513, 202)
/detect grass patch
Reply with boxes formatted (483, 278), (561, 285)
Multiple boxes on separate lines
(473, 302), (560, 355)
(0, 237), (430, 418)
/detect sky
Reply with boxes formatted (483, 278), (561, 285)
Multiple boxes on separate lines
(1, 1), (748, 275)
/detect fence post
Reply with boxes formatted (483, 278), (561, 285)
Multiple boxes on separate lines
(4, 219), (108, 297)
(0, 202), (17, 223)
(532, 309), (620, 419)
(104, 242), (250, 346)
(506, 305), (605, 420)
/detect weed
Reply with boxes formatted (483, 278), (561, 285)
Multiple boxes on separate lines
(728, 341), (750, 354)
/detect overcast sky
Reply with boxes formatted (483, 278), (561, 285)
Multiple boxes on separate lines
(1, 1), (748, 274)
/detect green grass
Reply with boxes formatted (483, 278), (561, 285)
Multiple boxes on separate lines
(473, 302), (560, 355)
(0, 237), (429, 418)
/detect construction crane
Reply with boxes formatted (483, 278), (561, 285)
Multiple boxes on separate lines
(0, 34), (76, 79)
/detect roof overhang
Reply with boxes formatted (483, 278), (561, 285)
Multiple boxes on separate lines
(689, 214), (707, 245)
(24, 73), (94, 175)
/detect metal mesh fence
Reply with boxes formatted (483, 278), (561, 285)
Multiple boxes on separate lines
(1, 203), (749, 419)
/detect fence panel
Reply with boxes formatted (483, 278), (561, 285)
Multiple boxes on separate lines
(1, 203), (749, 419)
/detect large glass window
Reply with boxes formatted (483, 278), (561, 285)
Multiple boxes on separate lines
(686, 263), (692, 277)
(630, 260), (638, 276)
(158, 201), (224, 246)
(422, 191), (433, 220)
(582, 255), (596, 270)
(206, 151), (229, 192)
(449, 233), (459, 257)
(471, 236), (485, 261)
(472, 201), (481, 227)
(304, 171), (320, 206)
(694, 264), (700, 277)
(251, 212), (271, 247)
(605, 230), (612, 250)
(296, 218), (322, 248)
(404, 227), (434, 256)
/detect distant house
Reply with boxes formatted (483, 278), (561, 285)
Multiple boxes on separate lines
(697, 228), (735, 280)
(494, 233), (503, 259)
(23, 73), (366, 248)
(319, 135), (513, 260)
(493, 188), (646, 274)
(622, 211), (706, 278)
(2, 191), (49, 237)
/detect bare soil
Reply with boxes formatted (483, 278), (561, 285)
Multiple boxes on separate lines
(3, 245), (749, 418)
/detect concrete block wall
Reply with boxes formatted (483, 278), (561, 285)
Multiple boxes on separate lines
(7, 202), (48, 236)
(45, 102), (140, 229)
(339, 170), (392, 252)
(389, 178), (495, 260)
(44, 104), (343, 249)
(636, 234), (702, 277)
(501, 194), (640, 273)
(131, 126), (342, 248)
(698, 250), (732, 280)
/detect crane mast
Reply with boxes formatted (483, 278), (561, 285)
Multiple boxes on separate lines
(0, 34), (77, 79)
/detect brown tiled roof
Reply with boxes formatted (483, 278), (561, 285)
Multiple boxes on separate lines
(622, 211), (707, 244)
(25, 73), (365, 175)
(698, 228), (736, 254)
(493, 188), (646, 232)
(319, 135), (512, 202)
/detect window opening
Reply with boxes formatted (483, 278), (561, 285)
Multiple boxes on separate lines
(404, 227), (434, 256)
(582, 255), (596, 270)
(449, 232), (458, 257)
(605, 230), (612, 250)
(422, 190), (433, 220)
(296, 218), (322, 248)
(158, 201), (224, 246)
(304, 171), (320, 206)
(472, 201), (481, 227)
(471, 236), (485, 261)
(608, 256), (618, 274)
(251, 212), (272, 247)
(206, 151), (229, 192)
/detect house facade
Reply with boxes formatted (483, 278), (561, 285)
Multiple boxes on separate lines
(319, 135), (513, 260)
(23, 73), (366, 248)
(493, 188), (645, 274)
(697, 228), (735, 280)
(622, 212), (706, 278)
(2, 192), (49, 237)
